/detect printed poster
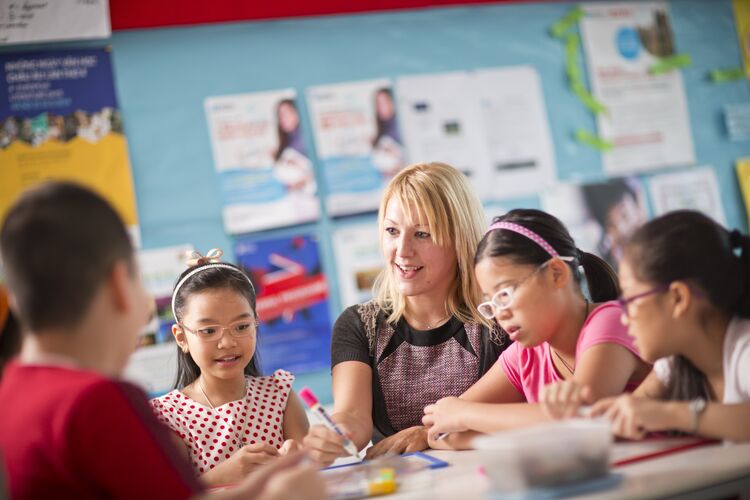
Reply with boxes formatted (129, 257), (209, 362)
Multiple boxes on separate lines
(580, 2), (695, 174)
(396, 71), (490, 198)
(0, 0), (110, 45)
(542, 177), (648, 268)
(307, 79), (405, 216)
(737, 158), (750, 229)
(0, 48), (139, 241)
(235, 234), (331, 375)
(474, 66), (557, 199)
(332, 222), (383, 308)
(397, 67), (557, 200)
(205, 89), (319, 234)
(733, 0), (750, 80)
(124, 244), (193, 396)
(647, 167), (726, 225)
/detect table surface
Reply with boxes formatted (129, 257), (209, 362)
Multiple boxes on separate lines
(341, 438), (750, 499)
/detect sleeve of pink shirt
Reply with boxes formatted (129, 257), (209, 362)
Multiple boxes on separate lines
(576, 301), (641, 359)
(498, 342), (525, 397)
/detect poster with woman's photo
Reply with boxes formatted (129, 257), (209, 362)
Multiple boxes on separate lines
(205, 89), (319, 234)
(307, 79), (406, 217)
(542, 177), (648, 268)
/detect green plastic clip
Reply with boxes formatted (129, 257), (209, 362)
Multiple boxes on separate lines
(575, 129), (613, 151)
(649, 53), (692, 75)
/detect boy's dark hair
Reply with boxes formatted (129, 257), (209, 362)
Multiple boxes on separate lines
(172, 264), (261, 388)
(0, 182), (133, 331)
(475, 208), (620, 303)
(625, 210), (750, 402)
(581, 178), (638, 229)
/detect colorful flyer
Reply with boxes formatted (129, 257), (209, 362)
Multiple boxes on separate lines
(235, 234), (332, 375)
(542, 177), (648, 268)
(331, 222), (383, 308)
(205, 89), (320, 234)
(124, 244), (193, 396)
(307, 79), (405, 216)
(737, 158), (750, 229)
(580, 2), (695, 174)
(0, 0), (110, 45)
(733, 0), (750, 80)
(0, 48), (139, 241)
(647, 167), (726, 225)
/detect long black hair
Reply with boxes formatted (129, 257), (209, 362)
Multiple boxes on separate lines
(171, 263), (261, 389)
(475, 209), (620, 302)
(274, 98), (299, 161)
(624, 210), (750, 401)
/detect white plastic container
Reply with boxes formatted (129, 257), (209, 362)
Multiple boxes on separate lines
(473, 419), (612, 492)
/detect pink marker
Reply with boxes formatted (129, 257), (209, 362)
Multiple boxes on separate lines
(299, 387), (359, 457)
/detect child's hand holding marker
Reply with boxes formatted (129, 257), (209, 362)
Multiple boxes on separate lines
(300, 387), (360, 465)
(422, 396), (472, 441)
(540, 381), (594, 420)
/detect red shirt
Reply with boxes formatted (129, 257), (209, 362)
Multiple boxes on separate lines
(0, 362), (203, 499)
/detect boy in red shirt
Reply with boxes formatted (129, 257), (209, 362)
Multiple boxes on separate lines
(0, 182), (323, 500)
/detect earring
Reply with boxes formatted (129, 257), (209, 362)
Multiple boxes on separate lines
(181, 345), (189, 354)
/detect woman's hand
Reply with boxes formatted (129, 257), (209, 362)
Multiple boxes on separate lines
(590, 395), (685, 440)
(202, 442), (280, 485)
(540, 381), (593, 420)
(422, 397), (471, 440)
(364, 426), (428, 459)
(302, 424), (353, 466)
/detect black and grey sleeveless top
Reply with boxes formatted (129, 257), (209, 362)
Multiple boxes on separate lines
(330, 300), (508, 440)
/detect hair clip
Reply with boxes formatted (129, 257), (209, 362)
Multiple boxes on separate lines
(185, 248), (224, 267)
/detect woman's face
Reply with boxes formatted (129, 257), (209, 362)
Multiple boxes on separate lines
(375, 91), (395, 121)
(618, 257), (672, 363)
(278, 102), (299, 133)
(474, 256), (563, 347)
(381, 197), (457, 300)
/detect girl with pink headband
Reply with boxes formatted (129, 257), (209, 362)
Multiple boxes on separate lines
(423, 208), (651, 448)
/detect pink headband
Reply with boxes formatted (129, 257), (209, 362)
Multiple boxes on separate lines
(486, 221), (575, 261)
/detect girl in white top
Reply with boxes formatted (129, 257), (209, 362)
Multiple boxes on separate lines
(580, 211), (750, 442)
(150, 250), (309, 486)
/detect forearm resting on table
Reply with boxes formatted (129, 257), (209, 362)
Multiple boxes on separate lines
(461, 402), (550, 434)
(687, 402), (750, 442)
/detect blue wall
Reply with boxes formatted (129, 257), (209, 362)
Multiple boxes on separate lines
(6, 0), (749, 403)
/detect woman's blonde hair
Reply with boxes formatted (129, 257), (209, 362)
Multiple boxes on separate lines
(373, 162), (491, 327)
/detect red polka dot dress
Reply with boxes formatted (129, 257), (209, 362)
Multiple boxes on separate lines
(150, 369), (294, 474)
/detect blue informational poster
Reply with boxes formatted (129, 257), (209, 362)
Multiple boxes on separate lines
(235, 234), (332, 375)
(307, 79), (406, 217)
(204, 89), (320, 234)
(0, 47), (139, 238)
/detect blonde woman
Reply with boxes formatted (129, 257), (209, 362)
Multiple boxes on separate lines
(303, 162), (507, 464)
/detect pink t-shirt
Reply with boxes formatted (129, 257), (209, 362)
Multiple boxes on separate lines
(499, 301), (641, 403)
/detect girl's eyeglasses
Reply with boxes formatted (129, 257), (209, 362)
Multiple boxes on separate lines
(477, 258), (573, 319)
(618, 283), (704, 319)
(178, 319), (258, 342)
